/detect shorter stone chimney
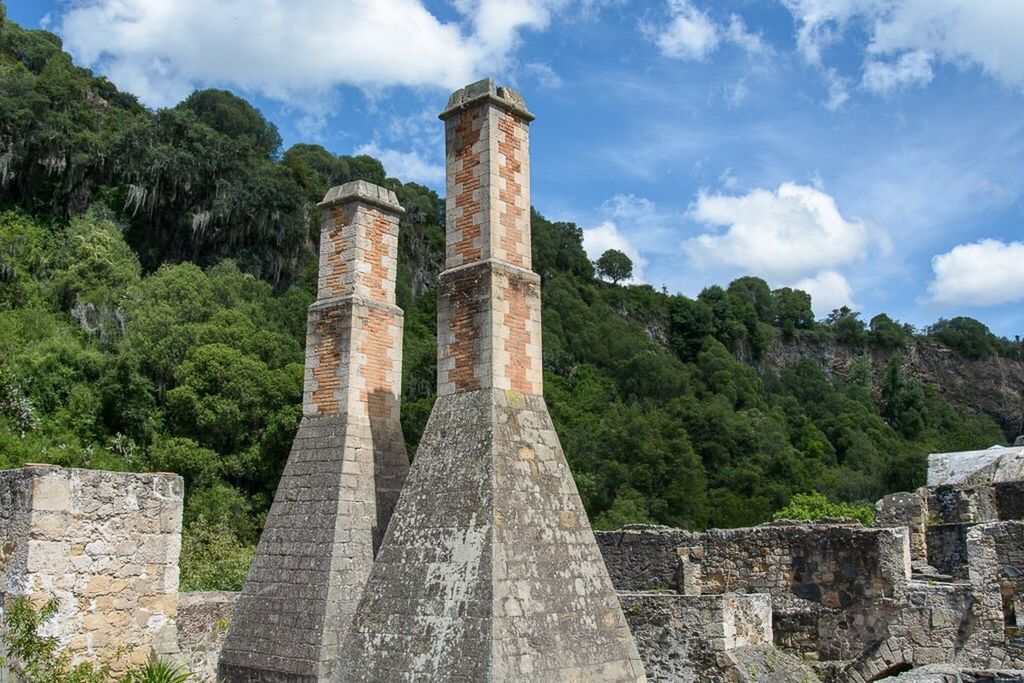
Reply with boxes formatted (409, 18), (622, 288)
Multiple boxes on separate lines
(219, 180), (409, 683)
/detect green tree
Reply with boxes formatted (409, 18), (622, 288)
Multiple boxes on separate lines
(826, 306), (867, 348)
(869, 313), (911, 349)
(772, 287), (814, 337)
(52, 210), (140, 309)
(728, 276), (774, 323)
(594, 249), (633, 284)
(928, 317), (995, 359)
(178, 88), (282, 158)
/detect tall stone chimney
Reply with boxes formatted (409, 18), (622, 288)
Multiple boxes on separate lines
(339, 80), (646, 682)
(219, 181), (409, 683)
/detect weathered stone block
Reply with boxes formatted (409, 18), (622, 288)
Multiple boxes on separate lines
(0, 466), (183, 671)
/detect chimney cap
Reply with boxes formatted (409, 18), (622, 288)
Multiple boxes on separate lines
(318, 180), (405, 214)
(439, 78), (535, 122)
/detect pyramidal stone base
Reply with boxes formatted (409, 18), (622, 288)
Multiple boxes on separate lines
(338, 388), (647, 682)
(218, 408), (407, 682)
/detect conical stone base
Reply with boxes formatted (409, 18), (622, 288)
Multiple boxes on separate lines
(338, 388), (647, 682)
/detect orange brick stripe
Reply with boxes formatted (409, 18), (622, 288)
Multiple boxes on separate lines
(323, 205), (353, 297)
(311, 308), (349, 414)
(364, 210), (393, 303)
(503, 278), (534, 394)
(444, 269), (485, 392)
(452, 109), (483, 265)
(496, 112), (527, 268)
(361, 309), (397, 419)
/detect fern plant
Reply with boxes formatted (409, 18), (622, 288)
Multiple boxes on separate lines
(123, 655), (193, 683)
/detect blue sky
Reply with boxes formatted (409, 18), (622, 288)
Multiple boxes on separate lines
(7, 0), (1024, 336)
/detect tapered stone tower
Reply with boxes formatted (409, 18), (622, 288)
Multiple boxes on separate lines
(219, 181), (409, 683)
(338, 80), (647, 682)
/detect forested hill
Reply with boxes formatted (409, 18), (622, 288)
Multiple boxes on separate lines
(1, 5), (1022, 588)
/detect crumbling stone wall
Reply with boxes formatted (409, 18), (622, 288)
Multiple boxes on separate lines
(877, 490), (929, 564)
(177, 591), (237, 682)
(0, 465), (182, 672)
(617, 592), (772, 682)
(598, 522), (911, 606)
(688, 523), (910, 607)
(994, 482), (1024, 522)
(596, 521), (1015, 674)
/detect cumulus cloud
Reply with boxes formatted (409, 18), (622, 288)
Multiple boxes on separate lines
(582, 220), (648, 282)
(928, 239), (1024, 306)
(683, 182), (878, 280)
(791, 270), (859, 316)
(646, 1), (769, 61)
(782, 0), (1024, 95)
(55, 0), (568, 109)
(650, 0), (720, 60)
(862, 49), (934, 93)
(355, 143), (444, 186)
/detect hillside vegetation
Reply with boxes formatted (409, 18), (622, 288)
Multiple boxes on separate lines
(1, 5), (1020, 588)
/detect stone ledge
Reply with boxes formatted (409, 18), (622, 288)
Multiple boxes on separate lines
(438, 256), (542, 285)
(438, 77), (535, 122)
(318, 180), (404, 214)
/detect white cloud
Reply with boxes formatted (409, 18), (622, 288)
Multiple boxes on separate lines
(928, 239), (1024, 306)
(522, 62), (563, 89)
(646, 1), (769, 62)
(355, 143), (444, 186)
(684, 182), (878, 280)
(55, 0), (568, 109)
(791, 270), (859, 316)
(783, 0), (1024, 96)
(725, 15), (771, 56)
(582, 221), (648, 282)
(824, 67), (850, 110)
(862, 49), (934, 93)
(650, 0), (720, 61)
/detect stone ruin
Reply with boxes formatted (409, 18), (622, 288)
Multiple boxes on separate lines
(2, 79), (1024, 683)
(596, 438), (1024, 681)
(0, 465), (182, 674)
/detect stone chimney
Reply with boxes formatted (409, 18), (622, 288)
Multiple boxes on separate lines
(436, 79), (542, 398)
(219, 181), (409, 683)
(339, 80), (646, 682)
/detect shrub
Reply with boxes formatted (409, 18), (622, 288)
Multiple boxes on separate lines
(179, 517), (255, 591)
(0, 597), (109, 683)
(772, 491), (875, 526)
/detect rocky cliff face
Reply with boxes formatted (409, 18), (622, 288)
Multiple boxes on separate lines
(758, 337), (1024, 440)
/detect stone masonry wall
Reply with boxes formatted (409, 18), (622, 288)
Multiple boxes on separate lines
(599, 522), (910, 608)
(877, 490), (929, 564)
(0, 465), (182, 672)
(617, 593), (772, 682)
(177, 591), (238, 682)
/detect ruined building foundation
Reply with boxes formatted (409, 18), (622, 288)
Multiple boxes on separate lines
(0, 465), (182, 674)
(218, 181), (409, 683)
(337, 79), (647, 681)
